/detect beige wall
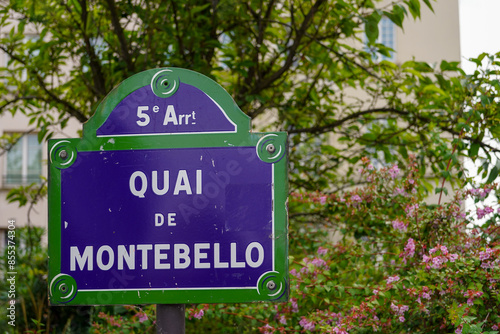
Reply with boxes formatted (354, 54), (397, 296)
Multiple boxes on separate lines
(396, 0), (460, 63)
(0, 112), (81, 244)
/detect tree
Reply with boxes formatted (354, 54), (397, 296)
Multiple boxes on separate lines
(1, 0), (499, 196)
(1, 0), (500, 332)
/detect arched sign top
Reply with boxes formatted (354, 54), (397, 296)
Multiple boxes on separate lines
(84, 68), (250, 139)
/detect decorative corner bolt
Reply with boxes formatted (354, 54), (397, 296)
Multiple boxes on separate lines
(266, 144), (276, 154)
(59, 150), (68, 160)
(266, 280), (276, 290)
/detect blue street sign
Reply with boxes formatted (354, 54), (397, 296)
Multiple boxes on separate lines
(48, 68), (288, 305)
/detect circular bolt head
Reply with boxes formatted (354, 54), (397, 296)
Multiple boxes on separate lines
(59, 150), (68, 160)
(266, 280), (276, 290)
(266, 144), (276, 154)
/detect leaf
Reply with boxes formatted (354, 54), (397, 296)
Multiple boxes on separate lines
(364, 14), (380, 44)
(486, 164), (500, 184)
(469, 142), (480, 158)
(406, 0), (421, 19)
(384, 5), (406, 28)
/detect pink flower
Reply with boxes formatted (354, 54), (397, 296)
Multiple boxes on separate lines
(317, 246), (328, 255)
(332, 327), (348, 334)
(388, 165), (400, 178)
(279, 315), (287, 325)
(394, 187), (406, 196)
(351, 194), (362, 203)
(138, 312), (148, 323)
(259, 324), (274, 334)
(311, 257), (328, 268)
(319, 196), (327, 205)
(387, 275), (400, 284)
(290, 268), (300, 277)
(299, 317), (315, 331)
(431, 256), (448, 269)
(477, 206), (494, 219)
(479, 248), (493, 261)
(399, 316), (405, 322)
(492, 325), (498, 330)
(194, 310), (204, 319)
(404, 238), (415, 257)
(290, 298), (299, 313)
(391, 219), (407, 232)
(405, 203), (419, 218)
(481, 261), (494, 269)
(440, 245), (449, 255)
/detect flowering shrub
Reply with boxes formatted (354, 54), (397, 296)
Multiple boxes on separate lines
(91, 305), (155, 333)
(181, 156), (500, 333)
(88, 157), (499, 333)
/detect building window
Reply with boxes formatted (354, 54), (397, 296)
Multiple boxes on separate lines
(365, 17), (396, 62)
(4, 133), (42, 186)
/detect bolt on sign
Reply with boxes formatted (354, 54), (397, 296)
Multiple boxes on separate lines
(48, 68), (288, 305)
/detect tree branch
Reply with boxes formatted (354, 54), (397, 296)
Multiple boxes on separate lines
(242, 0), (326, 114)
(104, 0), (135, 75)
(0, 45), (89, 123)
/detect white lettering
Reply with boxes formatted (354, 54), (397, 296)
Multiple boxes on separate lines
(152, 170), (169, 195)
(68, 242), (265, 272)
(136, 106), (150, 126)
(96, 245), (114, 271)
(173, 170), (192, 195)
(230, 242), (245, 268)
(194, 243), (210, 269)
(196, 169), (202, 194)
(130, 170), (202, 198)
(163, 105), (178, 125)
(137, 244), (153, 269)
(155, 244), (170, 269)
(130, 171), (147, 198)
(167, 213), (176, 226)
(70, 246), (93, 271)
(118, 245), (135, 270)
(155, 213), (164, 226)
(174, 244), (191, 269)
(214, 243), (229, 268)
(246, 242), (264, 268)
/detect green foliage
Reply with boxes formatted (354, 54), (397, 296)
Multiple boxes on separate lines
(90, 305), (155, 333)
(0, 227), (92, 333)
(6, 179), (46, 207)
(1, 0), (499, 195)
(179, 158), (500, 333)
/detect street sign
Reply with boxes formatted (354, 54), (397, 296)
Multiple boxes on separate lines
(48, 68), (288, 305)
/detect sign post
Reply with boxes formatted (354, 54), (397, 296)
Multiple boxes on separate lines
(48, 68), (288, 328)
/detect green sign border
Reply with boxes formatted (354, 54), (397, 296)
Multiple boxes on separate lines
(48, 68), (288, 305)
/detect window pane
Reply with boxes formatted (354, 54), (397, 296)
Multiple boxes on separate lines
(27, 134), (42, 183)
(6, 137), (23, 184)
(4, 133), (42, 185)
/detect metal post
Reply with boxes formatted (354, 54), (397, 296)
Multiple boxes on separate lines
(156, 304), (185, 334)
